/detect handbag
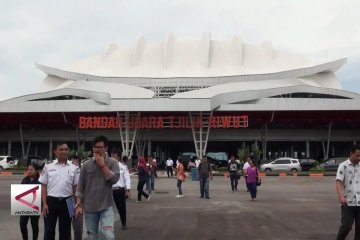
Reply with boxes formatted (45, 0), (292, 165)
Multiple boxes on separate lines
(178, 174), (186, 182)
(256, 177), (261, 186)
(256, 168), (261, 186)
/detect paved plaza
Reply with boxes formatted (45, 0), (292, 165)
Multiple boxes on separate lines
(0, 175), (354, 240)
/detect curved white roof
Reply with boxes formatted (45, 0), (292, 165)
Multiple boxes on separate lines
(1, 33), (358, 113)
(53, 80), (155, 99)
(36, 33), (345, 79)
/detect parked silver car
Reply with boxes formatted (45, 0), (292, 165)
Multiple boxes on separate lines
(0, 156), (16, 170)
(260, 158), (302, 173)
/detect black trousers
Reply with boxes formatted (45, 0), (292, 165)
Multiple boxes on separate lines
(166, 167), (173, 177)
(44, 196), (72, 240)
(20, 215), (40, 240)
(245, 176), (249, 191)
(337, 205), (360, 240)
(112, 188), (127, 227)
(137, 181), (149, 201)
(229, 174), (239, 191)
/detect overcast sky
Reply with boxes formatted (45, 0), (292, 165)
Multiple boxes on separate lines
(0, 0), (359, 100)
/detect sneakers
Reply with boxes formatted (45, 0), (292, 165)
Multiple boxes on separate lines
(147, 196), (151, 202)
(199, 196), (204, 198)
(205, 196), (211, 199)
(175, 195), (184, 198)
(135, 200), (141, 203)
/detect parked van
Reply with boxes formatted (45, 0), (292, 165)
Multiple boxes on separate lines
(260, 157), (302, 173)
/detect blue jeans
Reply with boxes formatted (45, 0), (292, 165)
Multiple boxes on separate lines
(146, 177), (152, 194)
(84, 207), (114, 240)
(177, 180), (183, 195)
(151, 175), (155, 190)
(199, 178), (210, 198)
(247, 182), (257, 199)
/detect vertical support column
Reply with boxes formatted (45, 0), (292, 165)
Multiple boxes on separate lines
(76, 125), (80, 149)
(147, 140), (152, 157)
(325, 122), (332, 159)
(135, 131), (147, 157)
(49, 140), (53, 160)
(199, 112), (203, 157)
(118, 112), (139, 158)
(189, 111), (212, 158)
(129, 115), (138, 158)
(306, 140), (310, 158)
(19, 124), (25, 159)
(156, 144), (160, 161)
(261, 124), (267, 160)
(7, 140), (11, 156)
(35, 144), (38, 156)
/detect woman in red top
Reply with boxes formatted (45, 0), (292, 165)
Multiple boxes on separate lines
(176, 158), (186, 197)
(136, 157), (151, 202)
(246, 160), (259, 201)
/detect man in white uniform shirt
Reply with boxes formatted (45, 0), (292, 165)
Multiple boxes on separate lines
(70, 155), (83, 240)
(336, 144), (360, 240)
(39, 142), (80, 240)
(111, 149), (131, 230)
(166, 157), (174, 178)
(242, 157), (251, 192)
(195, 157), (201, 168)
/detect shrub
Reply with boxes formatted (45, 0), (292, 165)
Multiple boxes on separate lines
(309, 165), (325, 172)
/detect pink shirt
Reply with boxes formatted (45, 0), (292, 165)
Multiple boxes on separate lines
(246, 167), (258, 183)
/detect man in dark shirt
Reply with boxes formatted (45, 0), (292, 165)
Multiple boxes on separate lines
(228, 155), (241, 192)
(197, 156), (213, 199)
(75, 135), (120, 240)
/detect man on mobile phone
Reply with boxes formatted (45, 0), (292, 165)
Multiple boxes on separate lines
(75, 135), (120, 240)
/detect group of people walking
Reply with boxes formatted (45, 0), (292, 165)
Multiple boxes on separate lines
(18, 140), (360, 240)
(19, 151), (257, 240)
(20, 135), (129, 240)
(224, 155), (260, 200)
(171, 155), (259, 201)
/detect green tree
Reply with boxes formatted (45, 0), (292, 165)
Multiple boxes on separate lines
(251, 142), (262, 161)
(237, 142), (249, 162)
(68, 144), (92, 161)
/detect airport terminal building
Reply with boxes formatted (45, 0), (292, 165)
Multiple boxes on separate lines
(0, 33), (359, 162)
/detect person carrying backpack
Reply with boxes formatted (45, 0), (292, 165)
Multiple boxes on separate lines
(228, 155), (241, 192)
(197, 156), (213, 199)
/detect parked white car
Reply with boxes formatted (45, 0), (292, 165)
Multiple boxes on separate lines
(0, 156), (16, 170)
(260, 158), (302, 173)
